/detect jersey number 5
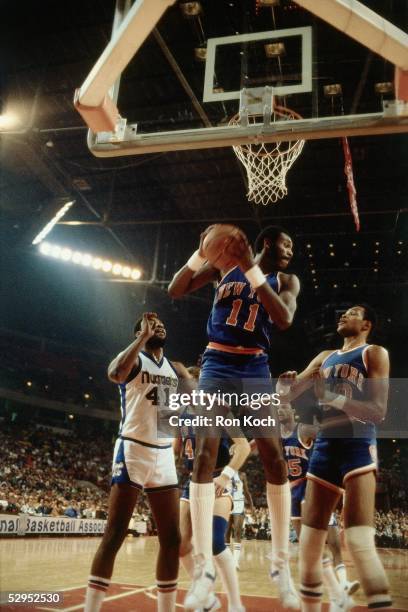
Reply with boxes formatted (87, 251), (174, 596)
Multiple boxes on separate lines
(226, 299), (259, 332)
(288, 458), (302, 478)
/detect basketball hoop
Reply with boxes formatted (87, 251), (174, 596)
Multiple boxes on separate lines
(229, 103), (305, 205)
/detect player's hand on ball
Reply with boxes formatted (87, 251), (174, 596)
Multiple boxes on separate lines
(224, 232), (254, 272)
(140, 312), (157, 340)
(213, 473), (230, 497)
(198, 225), (216, 258)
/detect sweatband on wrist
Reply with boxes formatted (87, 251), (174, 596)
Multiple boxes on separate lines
(244, 264), (266, 289)
(221, 465), (235, 480)
(187, 250), (206, 272)
(326, 394), (346, 410)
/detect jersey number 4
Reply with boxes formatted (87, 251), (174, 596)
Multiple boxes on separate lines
(226, 299), (259, 332)
(146, 386), (170, 406)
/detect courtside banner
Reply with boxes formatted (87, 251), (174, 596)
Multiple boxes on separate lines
(0, 515), (107, 535)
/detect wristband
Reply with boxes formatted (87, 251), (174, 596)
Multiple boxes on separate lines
(326, 393), (346, 410)
(187, 250), (206, 272)
(221, 465), (235, 480)
(244, 264), (266, 289)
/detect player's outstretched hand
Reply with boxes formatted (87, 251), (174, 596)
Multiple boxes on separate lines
(214, 473), (230, 497)
(140, 312), (157, 340)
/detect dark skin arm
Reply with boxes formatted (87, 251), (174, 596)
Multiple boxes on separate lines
(107, 312), (156, 384)
(168, 226), (219, 298)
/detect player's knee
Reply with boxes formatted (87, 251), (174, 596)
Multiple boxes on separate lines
(212, 515), (227, 556)
(158, 525), (181, 551)
(193, 447), (216, 479)
(102, 523), (128, 550)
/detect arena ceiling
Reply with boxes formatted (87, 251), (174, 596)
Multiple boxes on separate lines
(1, 0), (407, 363)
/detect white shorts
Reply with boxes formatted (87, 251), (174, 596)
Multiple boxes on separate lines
(232, 499), (245, 515)
(328, 513), (338, 527)
(111, 436), (178, 492)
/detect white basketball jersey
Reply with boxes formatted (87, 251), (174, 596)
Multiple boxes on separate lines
(118, 351), (178, 446)
(232, 472), (244, 502)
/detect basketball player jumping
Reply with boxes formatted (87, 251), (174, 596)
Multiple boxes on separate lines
(169, 225), (301, 610)
(278, 402), (359, 611)
(84, 312), (191, 612)
(278, 305), (392, 611)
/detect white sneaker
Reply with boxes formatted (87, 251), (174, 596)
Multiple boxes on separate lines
(185, 555), (216, 610)
(328, 589), (356, 612)
(271, 564), (301, 610)
(199, 593), (221, 612)
(345, 580), (360, 597)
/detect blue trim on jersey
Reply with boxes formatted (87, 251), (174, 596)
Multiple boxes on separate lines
(141, 350), (164, 369)
(118, 383), (126, 435)
(166, 358), (179, 377)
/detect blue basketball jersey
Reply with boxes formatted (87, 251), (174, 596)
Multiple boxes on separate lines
(282, 424), (312, 483)
(319, 344), (375, 438)
(206, 267), (280, 351)
(180, 415), (230, 473)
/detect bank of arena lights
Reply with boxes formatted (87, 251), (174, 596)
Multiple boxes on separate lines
(32, 201), (75, 245)
(38, 242), (142, 280)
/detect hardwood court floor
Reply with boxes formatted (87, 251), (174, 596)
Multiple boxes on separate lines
(1, 537), (407, 610)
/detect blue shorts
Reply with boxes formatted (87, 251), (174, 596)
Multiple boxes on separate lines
(290, 479), (306, 519)
(307, 437), (377, 494)
(199, 349), (272, 391)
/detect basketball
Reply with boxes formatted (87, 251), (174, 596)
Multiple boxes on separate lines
(202, 224), (243, 270)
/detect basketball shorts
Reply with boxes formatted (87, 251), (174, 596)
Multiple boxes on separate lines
(231, 499), (245, 515)
(290, 478), (307, 519)
(199, 349), (272, 395)
(307, 436), (377, 494)
(111, 436), (178, 492)
(181, 476), (232, 502)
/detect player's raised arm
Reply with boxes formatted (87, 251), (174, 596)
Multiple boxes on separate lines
(107, 312), (156, 384)
(316, 344), (390, 424)
(276, 350), (333, 401)
(168, 226), (219, 298)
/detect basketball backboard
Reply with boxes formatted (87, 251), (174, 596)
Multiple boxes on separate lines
(74, 0), (408, 157)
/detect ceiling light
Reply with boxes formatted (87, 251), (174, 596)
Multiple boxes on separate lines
(26, 381), (32, 387)
(353, 283), (357, 288)
(68, 414), (74, 420)
(0, 111), (19, 130)
(72, 252), (82, 264)
(32, 200), (75, 245)
(122, 266), (131, 278)
(352, 242), (357, 247)
(102, 260), (113, 272)
(398, 240), (403, 245)
(344, 261), (349, 267)
(112, 264), (123, 275)
(311, 270), (316, 275)
(375, 241), (380, 246)
(375, 249), (379, 254)
(374, 82), (394, 95)
(61, 248), (72, 261)
(333, 283), (338, 288)
(324, 84), (342, 97)
(50, 245), (62, 258)
(180, 2), (202, 17)
(397, 250), (402, 255)
(131, 269), (142, 280)
(264, 42), (286, 58)
(329, 243), (334, 248)
(308, 254), (313, 258)
(314, 285), (318, 289)
(330, 252), (335, 257)
(81, 254), (92, 267)
(373, 268), (378, 272)
(194, 47), (207, 61)
(39, 242), (52, 256)
(306, 244), (311, 249)
(93, 258), (103, 270)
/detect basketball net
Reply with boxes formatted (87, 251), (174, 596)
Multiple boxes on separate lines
(229, 103), (305, 205)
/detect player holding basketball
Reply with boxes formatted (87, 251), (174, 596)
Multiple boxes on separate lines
(84, 313), (191, 612)
(278, 403), (359, 611)
(168, 225), (301, 610)
(278, 305), (392, 611)
(226, 470), (254, 570)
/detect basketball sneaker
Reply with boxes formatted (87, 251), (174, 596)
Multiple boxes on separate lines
(185, 554), (216, 610)
(270, 563), (301, 610)
(329, 581), (359, 612)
